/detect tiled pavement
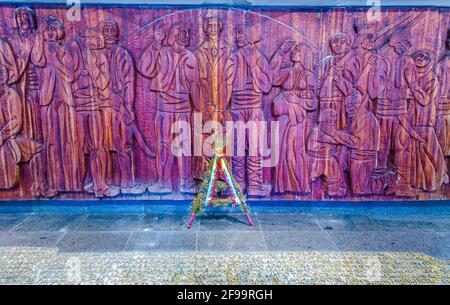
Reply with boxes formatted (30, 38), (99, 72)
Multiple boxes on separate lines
(0, 203), (449, 260)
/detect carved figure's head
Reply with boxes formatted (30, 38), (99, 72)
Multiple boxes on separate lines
(101, 19), (120, 46)
(81, 28), (105, 50)
(203, 14), (223, 40)
(167, 23), (191, 48)
(43, 16), (65, 43)
(412, 49), (433, 69)
(290, 43), (315, 72)
(14, 6), (37, 32)
(389, 30), (412, 55)
(330, 33), (351, 56)
(235, 22), (261, 48)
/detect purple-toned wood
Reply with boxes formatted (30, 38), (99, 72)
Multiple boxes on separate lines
(0, 4), (449, 201)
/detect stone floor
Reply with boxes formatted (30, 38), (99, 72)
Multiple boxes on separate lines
(0, 201), (449, 284)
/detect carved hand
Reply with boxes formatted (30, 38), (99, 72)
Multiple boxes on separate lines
(279, 39), (294, 54)
(368, 54), (378, 66)
(243, 45), (259, 68)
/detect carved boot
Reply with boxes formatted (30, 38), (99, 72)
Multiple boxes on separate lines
(180, 182), (198, 195)
(247, 184), (272, 197)
(147, 183), (172, 194)
(327, 185), (347, 197)
(122, 184), (147, 195)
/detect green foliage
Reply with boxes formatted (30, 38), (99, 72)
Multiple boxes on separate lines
(191, 156), (250, 216)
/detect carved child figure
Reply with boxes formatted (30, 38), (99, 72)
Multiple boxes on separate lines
(307, 109), (347, 197)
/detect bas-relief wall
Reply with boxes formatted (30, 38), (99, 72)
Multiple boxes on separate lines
(0, 4), (449, 201)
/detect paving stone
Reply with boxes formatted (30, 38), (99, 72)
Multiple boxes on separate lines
(13, 214), (86, 232)
(75, 215), (144, 232)
(371, 216), (444, 232)
(263, 231), (338, 251)
(329, 231), (450, 260)
(199, 213), (259, 231)
(125, 231), (196, 252)
(314, 215), (357, 231)
(197, 231), (266, 251)
(257, 213), (321, 231)
(0, 214), (30, 232)
(142, 214), (198, 231)
(56, 232), (130, 252)
(0, 232), (63, 248)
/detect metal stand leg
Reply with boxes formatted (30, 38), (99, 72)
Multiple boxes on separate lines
(187, 214), (196, 229)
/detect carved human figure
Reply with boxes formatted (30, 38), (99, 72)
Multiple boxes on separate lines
(0, 46), (46, 194)
(270, 41), (316, 193)
(138, 23), (202, 194)
(39, 16), (80, 196)
(100, 19), (152, 195)
(230, 23), (272, 197)
(326, 96), (381, 195)
(193, 14), (234, 179)
(407, 50), (448, 191)
(7, 7), (45, 143)
(436, 28), (450, 171)
(67, 29), (118, 197)
(307, 109), (347, 197)
(317, 33), (362, 130)
(371, 30), (419, 196)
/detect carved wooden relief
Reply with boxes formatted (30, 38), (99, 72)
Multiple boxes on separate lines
(0, 4), (449, 201)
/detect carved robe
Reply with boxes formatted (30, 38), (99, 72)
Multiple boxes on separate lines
(8, 29), (45, 143)
(271, 52), (316, 193)
(0, 86), (43, 190)
(39, 42), (82, 192)
(408, 67), (448, 191)
(436, 55), (450, 158)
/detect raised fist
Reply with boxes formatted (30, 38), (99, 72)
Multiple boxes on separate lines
(368, 54), (378, 66)
(279, 39), (294, 54)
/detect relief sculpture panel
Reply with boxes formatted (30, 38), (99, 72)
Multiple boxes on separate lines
(0, 4), (449, 201)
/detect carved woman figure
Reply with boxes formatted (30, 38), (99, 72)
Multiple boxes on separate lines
(39, 16), (82, 196)
(0, 41), (46, 193)
(408, 50), (448, 191)
(270, 41), (316, 193)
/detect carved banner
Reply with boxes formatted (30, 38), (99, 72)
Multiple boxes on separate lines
(0, 4), (449, 201)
